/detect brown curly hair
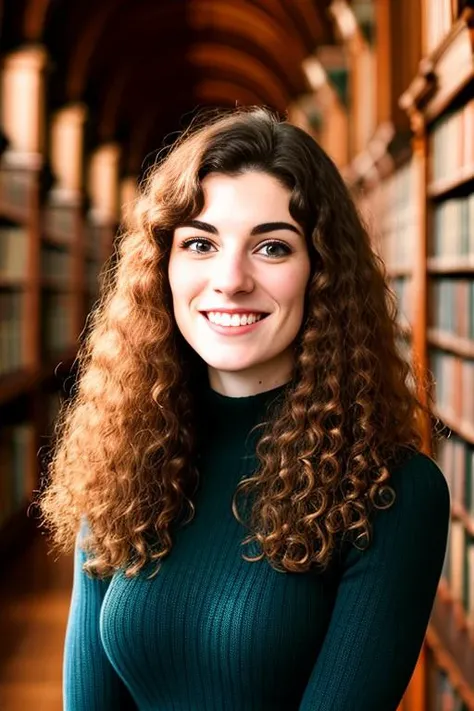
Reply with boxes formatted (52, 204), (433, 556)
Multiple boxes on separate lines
(38, 106), (435, 579)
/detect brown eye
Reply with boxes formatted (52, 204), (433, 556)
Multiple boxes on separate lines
(180, 238), (215, 253)
(259, 241), (292, 258)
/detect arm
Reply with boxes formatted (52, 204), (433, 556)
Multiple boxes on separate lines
(63, 524), (137, 710)
(299, 451), (450, 711)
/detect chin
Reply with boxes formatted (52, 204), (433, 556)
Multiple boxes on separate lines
(195, 348), (265, 371)
(202, 358), (262, 373)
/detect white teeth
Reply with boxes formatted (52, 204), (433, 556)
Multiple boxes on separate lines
(206, 312), (265, 327)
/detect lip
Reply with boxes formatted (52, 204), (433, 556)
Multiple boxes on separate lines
(199, 309), (269, 315)
(200, 311), (269, 336)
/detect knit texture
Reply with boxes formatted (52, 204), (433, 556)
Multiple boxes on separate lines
(63, 381), (450, 710)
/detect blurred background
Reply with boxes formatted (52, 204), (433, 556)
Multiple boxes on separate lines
(0, 1), (473, 709)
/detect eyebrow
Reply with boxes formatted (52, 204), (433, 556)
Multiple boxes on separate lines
(177, 219), (303, 238)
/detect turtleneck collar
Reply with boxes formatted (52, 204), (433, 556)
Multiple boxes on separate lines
(194, 377), (292, 444)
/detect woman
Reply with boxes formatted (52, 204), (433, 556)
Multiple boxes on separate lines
(40, 106), (450, 711)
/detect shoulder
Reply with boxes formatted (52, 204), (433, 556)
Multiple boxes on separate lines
(339, 449), (450, 569)
(387, 449), (450, 516)
(366, 449), (451, 552)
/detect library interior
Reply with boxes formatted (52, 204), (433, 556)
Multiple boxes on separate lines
(0, 0), (473, 709)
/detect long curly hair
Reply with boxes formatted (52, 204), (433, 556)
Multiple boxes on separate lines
(39, 106), (435, 579)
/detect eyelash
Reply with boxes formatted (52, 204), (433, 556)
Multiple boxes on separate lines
(178, 237), (293, 258)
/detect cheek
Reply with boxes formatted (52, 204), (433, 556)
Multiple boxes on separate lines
(269, 264), (310, 307)
(168, 259), (198, 308)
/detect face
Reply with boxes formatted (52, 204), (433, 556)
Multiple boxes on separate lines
(168, 171), (311, 396)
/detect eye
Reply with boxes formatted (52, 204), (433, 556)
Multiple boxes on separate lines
(179, 237), (215, 254)
(258, 241), (292, 258)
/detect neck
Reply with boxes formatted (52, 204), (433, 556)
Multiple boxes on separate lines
(195, 376), (291, 450)
(207, 350), (295, 397)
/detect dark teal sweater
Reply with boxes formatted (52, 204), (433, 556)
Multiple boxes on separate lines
(64, 382), (450, 710)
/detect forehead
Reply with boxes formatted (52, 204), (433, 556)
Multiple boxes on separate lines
(195, 172), (293, 221)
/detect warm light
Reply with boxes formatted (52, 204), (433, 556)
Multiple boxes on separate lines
(50, 103), (87, 200)
(88, 143), (121, 223)
(329, 0), (358, 40)
(0, 45), (47, 160)
(302, 57), (327, 91)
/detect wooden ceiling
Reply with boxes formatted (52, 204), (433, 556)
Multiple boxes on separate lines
(1, 0), (336, 173)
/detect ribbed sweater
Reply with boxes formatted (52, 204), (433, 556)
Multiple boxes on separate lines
(64, 381), (450, 711)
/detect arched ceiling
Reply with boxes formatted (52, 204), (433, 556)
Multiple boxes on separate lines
(1, 0), (336, 175)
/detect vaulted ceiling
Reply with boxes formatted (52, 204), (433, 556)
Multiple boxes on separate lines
(1, 0), (337, 174)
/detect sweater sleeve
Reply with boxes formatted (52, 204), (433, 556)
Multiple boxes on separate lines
(63, 524), (137, 711)
(298, 451), (450, 711)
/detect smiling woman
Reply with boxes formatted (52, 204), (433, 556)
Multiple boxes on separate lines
(38, 106), (449, 711)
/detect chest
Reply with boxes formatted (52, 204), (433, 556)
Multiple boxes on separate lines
(99, 512), (339, 708)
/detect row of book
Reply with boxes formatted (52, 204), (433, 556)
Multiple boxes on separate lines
(1, 222), (106, 288)
(41, 244), (73, 286)
(85, 222), (106, 261)
(430, 101), (474, 185)
(429, 278), (474, 339)
(0, 164), (35, 217)
(431, 193), (474, 259)
(1, 289), (79, 373)
(429, 349), (474, 427)
(435, 435), (474, 635)
(0, 225), (28, 281)
(0, 422), (35, 528)
(440, 515), (474, 633)
(436, 434), (474, 523)
(2, 167), (107, 261)
(40, 291), (75, 357)
(391, 276), (414, 329)
(43, 204), (106, 262)
(42, 203), (76, 244)
(0, 290), (24, 375)
(370, 161), (418, 270)
(0, 287), (102, 376)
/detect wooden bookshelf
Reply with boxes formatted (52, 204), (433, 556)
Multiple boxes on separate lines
(428, 330), (474, 359)
(399, 4), (474, 708)
(427, 165), (474, 199)
(0, 49), (120, 563)
(0, 156), (79, 557)
(427, 595), (474, 708)
(323, 1), (474, 708)
(427, 257), (474, 274)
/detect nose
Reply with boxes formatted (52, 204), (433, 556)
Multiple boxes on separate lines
(210, 250), (254, 295)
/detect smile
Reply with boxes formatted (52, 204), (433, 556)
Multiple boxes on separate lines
(206, 311), (266, 326)
(200, 311), (270, 335)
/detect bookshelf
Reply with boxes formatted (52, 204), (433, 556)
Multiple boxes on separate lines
(0, 52), (121, 561)
(395, 2), (473, 709)
(0, 155), (82, 558)
(319, 1), (474, 708)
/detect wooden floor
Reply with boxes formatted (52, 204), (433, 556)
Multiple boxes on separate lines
(0, 533), (73, 711)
